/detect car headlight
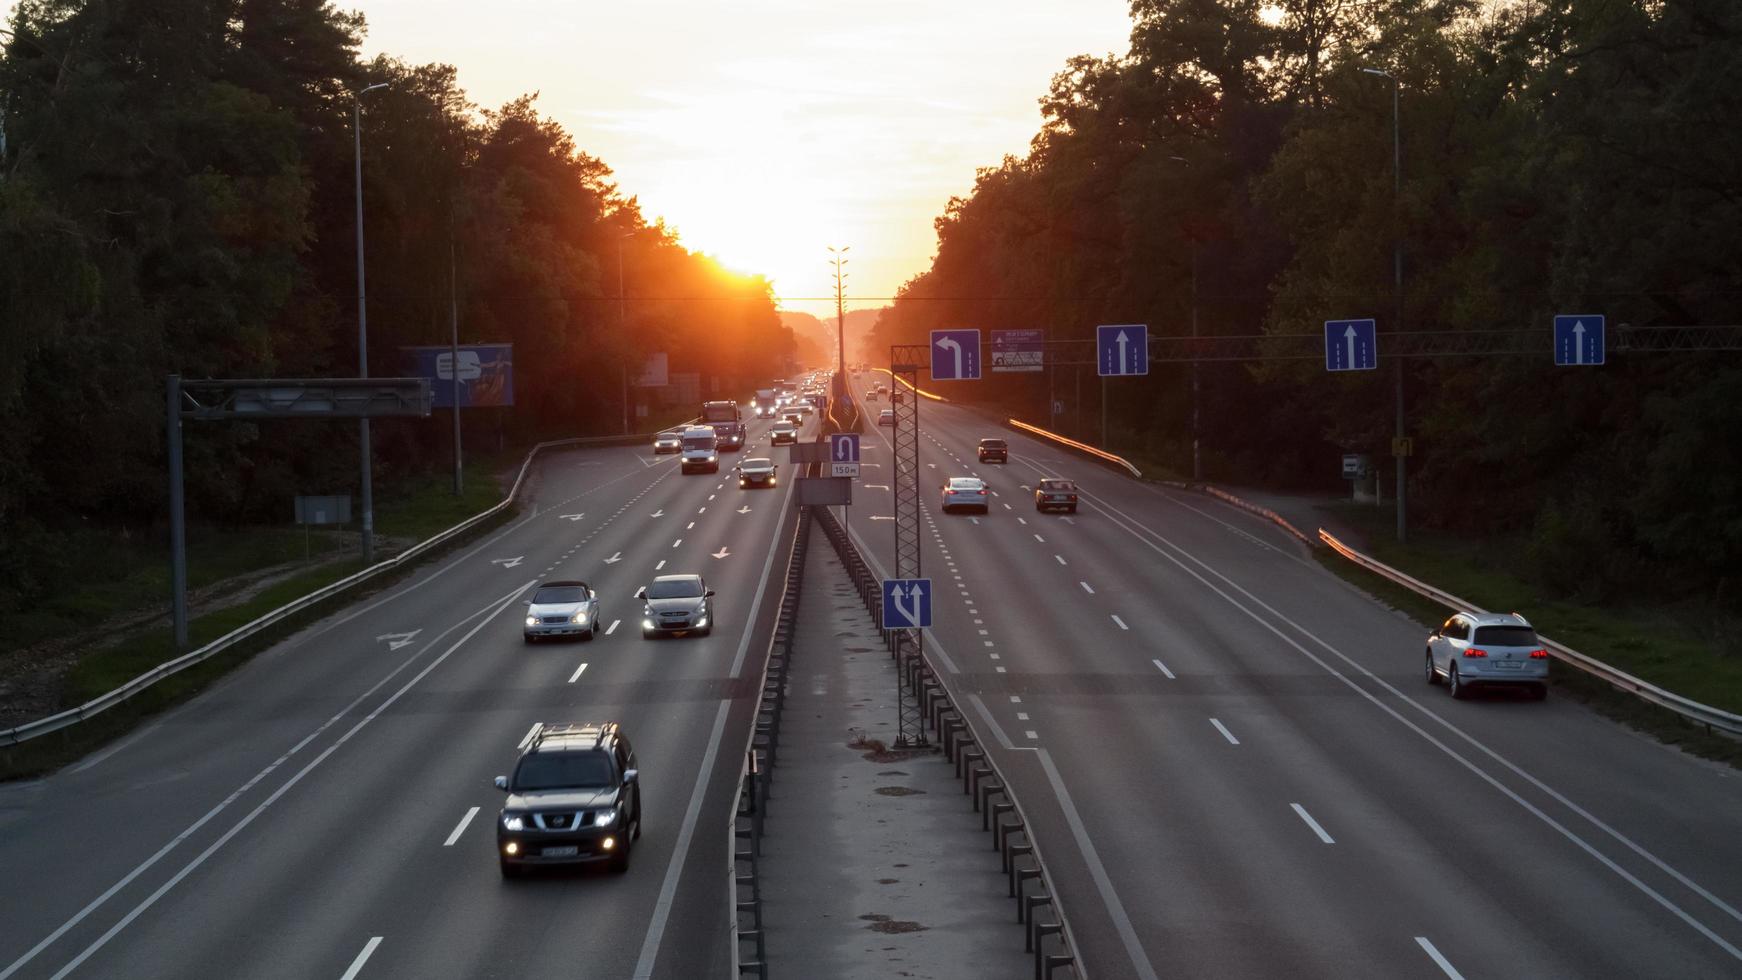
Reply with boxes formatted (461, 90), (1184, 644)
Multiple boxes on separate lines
(643, 619), (655, 629)
(594, 809), (617, 827)
(503, 814), (525, 831)
(525, 616), (538, 627)
(695, 615), (709, 628)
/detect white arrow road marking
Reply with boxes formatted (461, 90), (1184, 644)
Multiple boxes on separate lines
(560, 513), (585, 521)
(712, 547), (731, 559)
(866, 484), (890, 490)
(443, 807), (480, 847)
(869, 515), (895, 521)
(604, 552), (623, 564)
(491, 556), (525, 569)
(339, 938), (383, 980)
(737, 506), (752, 514)
(650, 509), (665, 518)
(375, 630), (421, 651)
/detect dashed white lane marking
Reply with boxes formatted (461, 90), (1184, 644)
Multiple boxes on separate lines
(1017, 517), (1028, 525)
(339, 937), (383, 980)
(1055, 555), (1067, 565)
(1291, 803), (1335, 844)
(686, 521), (696, 530)
(978, 628), (989, 635)
(606, 619), (621, 635)
(1034, 533), (1046, 543)
(1009, 695), (1022, 703)
(1210, 718), (1240, 745)
(442, 807), (480, 847)
(1024, 730), (1039, 740)
(672, 539), (682, 548)
(1004, 504), (1012, 510)
(655, 560), (666, 571)
(1112, 615), (1129, 630)
(1079, 581), (1095, 595)
(983, 641), (995, 648)
(568, 662), (589, 684)
(517, 722), (542, 749)
(995, 666), (1007, 673)
(1415, 938), (1467, 980)
(1017, 712), (1029, 721)
(989, 653), (1001, 660)
(1152, 658), (1175, 679)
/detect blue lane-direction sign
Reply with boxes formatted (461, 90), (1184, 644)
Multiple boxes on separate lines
(1097, 324), (1149, 377)
(882, 578), (932, 630)
(1553, 314), (1605, 366)
(930, 329), (981, 380)
(1324, 319), (1379, 371)
(829, 433), (860, 464)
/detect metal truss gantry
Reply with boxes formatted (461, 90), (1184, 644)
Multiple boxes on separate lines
(889, 345), (931, 748)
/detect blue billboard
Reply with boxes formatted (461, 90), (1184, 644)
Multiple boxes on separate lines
(403, 344), (514, 408)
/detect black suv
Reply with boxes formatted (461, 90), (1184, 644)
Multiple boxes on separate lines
(977, 438), (1008, 463)
(494, 723), (642, 876)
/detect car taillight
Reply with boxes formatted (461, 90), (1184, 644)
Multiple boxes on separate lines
(1464, 648), (1488, 658)
(1068, 495), (1077, 501)
(945, 489), (956, 495)
(1529, 649), (1549, 659)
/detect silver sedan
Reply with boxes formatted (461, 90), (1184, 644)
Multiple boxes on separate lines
(523, 581), (601, 643)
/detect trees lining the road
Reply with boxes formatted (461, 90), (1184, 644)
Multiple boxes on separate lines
(868, 0), (1742, 606)
(0, 0), (790, 616)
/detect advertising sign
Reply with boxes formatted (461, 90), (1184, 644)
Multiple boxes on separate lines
(403, 344), (514, 408)
(637, 352), (670, 388)
(991, 329), (1045, 373)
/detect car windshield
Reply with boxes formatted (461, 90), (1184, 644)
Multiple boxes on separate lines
(657, 432), (678, 440)
(532, 586), (587, 604)
(514, 751), (614, 791)
(981, 440), (1007, 448)
(1040, 480), (1074, 491)
(1473, 625), (1539, 647)
(682, 437), (713, 451)
(742, 458), (772, 469)
(949, 478), (984, 490)
(648, 578), (704, 599)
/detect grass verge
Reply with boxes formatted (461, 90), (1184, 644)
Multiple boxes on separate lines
(1314, 502), (1742, 766)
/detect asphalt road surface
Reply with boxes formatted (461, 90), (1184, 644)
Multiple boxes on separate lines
(0, 415), (805, 980)
(843, 370), (1742, 980)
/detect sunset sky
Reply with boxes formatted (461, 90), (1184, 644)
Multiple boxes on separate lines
(350, 0), (1135, 316)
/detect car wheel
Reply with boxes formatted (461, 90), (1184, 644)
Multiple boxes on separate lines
(1448, 662), (1469, 700)
(583, 625), (596, 641)
(609, 838), (632, 873)
(499, 859), (522, 879)
(1529, 683), (1548, 701)
(1425, 650), (1440, 685)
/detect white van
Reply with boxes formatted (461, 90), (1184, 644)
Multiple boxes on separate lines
(679, 425), (719, 474)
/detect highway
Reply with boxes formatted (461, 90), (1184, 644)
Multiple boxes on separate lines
(0, 416), (802, 980)
(842, 370), (1742, 979)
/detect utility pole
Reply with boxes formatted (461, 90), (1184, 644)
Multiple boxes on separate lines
(352, 81), (388, 564)
(618, 234), (631, 434)
(449, 237), (463, 496)
(1190, 236), (1201, 483)
(1364, 67), (1407, 542)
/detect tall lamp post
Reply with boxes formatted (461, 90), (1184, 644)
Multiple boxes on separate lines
(353, 81), (388, 564)
(618, 232), (632, 434)
(827, 246), (849, 382)
(1362, 67), (1407, 542)
(1166, 154), (1202, 484)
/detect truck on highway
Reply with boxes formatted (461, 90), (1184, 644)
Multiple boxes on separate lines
(701, 400), (745, 450)
(752, 389), (777, 419)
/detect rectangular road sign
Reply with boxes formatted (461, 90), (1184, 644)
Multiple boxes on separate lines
(829, 433), (861, 463)
(830, 462), (860, 478)
(991, 329), (1045, 372)
(403, 344), (515, 407)
(796, 476), (852, 506)
(881, 578), (932, 629)
(1324, 319), (1378, 371)
(930, 329), (981, 380)
(1554, 314), (1605, 366)
(1097, 325), (1148, 376)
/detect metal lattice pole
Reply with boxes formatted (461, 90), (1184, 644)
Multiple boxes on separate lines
(890, 345), (928, 747)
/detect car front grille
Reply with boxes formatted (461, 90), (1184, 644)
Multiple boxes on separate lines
(540, 616), (570, 625)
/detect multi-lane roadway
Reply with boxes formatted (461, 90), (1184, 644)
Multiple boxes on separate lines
(843, 369), (1742, 980)
(0, 416), (803, 979)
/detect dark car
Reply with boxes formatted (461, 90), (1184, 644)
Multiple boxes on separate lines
(1034, 477), (1078, 513)
(494, 722), (642, 876)
(737, 457), (778, 488)
(637, 574), (715, 638)
(977, 438), (1008, 463)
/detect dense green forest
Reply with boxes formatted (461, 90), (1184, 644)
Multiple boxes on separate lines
(0, 0), (793, 613)
(869, 0), (1742, 606)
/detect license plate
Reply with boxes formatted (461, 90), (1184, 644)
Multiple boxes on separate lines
(542, 845), (579, 858)
(1491, 660), (1522, 669)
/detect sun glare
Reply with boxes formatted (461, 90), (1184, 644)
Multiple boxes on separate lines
(1258, 5), (1286, 26)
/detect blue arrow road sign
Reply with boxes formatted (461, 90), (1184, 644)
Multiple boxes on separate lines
(930, 330), (981, 380)
(1097, 324), (1149, 377)
(1324, 319), (1378, 371)
(829, 433), (860, 463)
(1553, 314), (1605, 366)
(881, 578), (932, 629)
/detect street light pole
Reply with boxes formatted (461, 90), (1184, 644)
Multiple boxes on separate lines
(828, 246), (849, 382)
(618, 235), (629, 434)
(1363, 67), (1406, 543)
(353, 81), (388, 564)
(1190, 236), (1201, 483)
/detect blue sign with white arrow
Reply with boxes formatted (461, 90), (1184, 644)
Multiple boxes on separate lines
(881, 578), (932, 630)
(829, 433), (860, 464)
(1097, 324), (1149, 377)
(1324, 319), (1378, 371)
(930, 330), (981, 381)
(1553, 314), (1605, 366)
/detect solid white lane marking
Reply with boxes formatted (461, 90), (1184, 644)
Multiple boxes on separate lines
(633, 699), (733, 978)
(1152, 658), (1175, 679)
(443, 807), (481, 847)
(1112, 615), (1129, 631)
(517, 722), (543, 749)
(1291, 803), (1335, 844)
(338, 937), (383, 980)
(1079, 581), (1094, 594)
(606, 619), (621, 635)
(568, 662), (589, 684)
(29, 584), (531, 980)
(1037, 749), (1161, 980)
(1210, 718), (1240, 745)
(1415, 938), (1466, 980)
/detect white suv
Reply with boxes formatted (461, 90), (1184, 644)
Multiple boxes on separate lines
(1426, 611), (1549, 700)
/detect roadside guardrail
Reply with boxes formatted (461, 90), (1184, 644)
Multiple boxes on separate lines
(811, 506), (1083, 979)
(0, 423), (698, 748)
(870, 368), (948, 402)
(1320, 529), (1742, 738)
(1005, 418), (1140, 479)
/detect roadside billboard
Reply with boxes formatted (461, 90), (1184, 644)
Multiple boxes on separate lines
(991, 329), (1045, 372)
(402, 344), (514, 408)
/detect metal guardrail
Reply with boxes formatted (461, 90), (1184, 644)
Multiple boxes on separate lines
(811, 506), (1082, 979)
(1005, 418), (1141, 479)
(1199, 486), (1313, 546)
(1320, 530), (1742, 737)
(0, 423), (698, 748)
(870, 367), (947, 402)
